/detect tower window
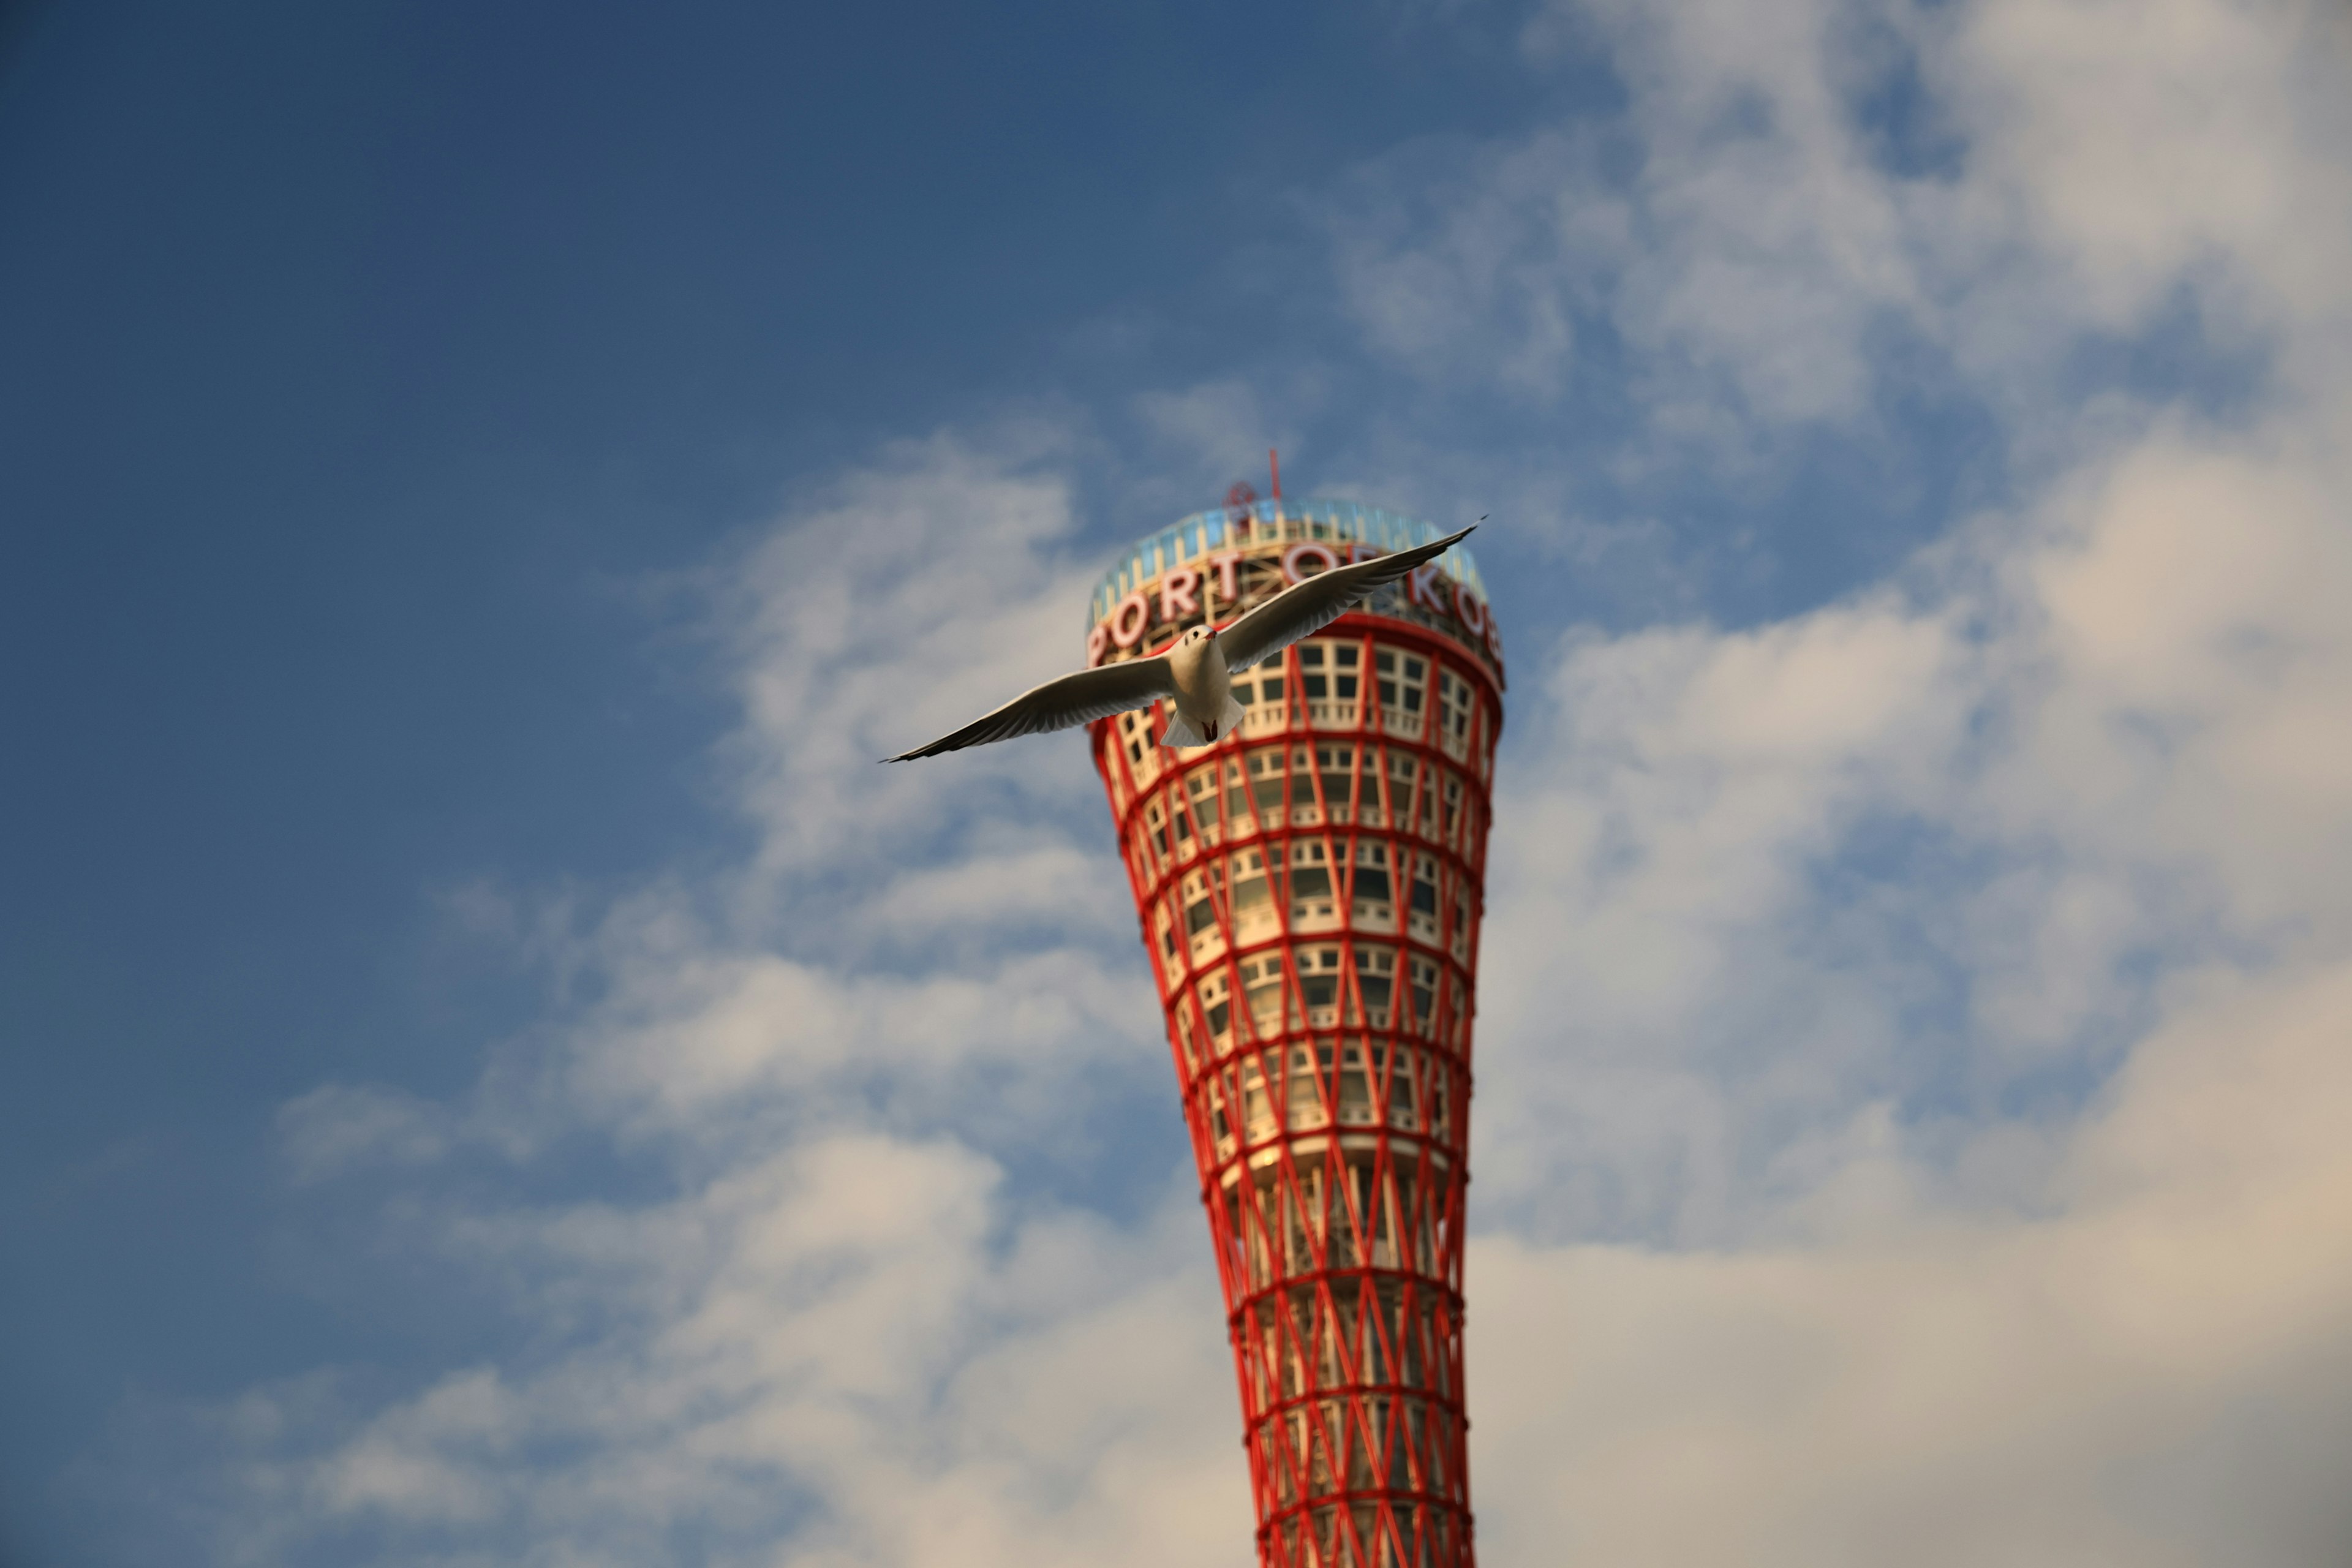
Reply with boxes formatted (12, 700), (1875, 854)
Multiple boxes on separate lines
(1198, 971), (1232, 1040)
(1386, 750), (1419, 816)
(1247, 748), (1303, 815)
(1411, 859), (1440, 916)
(1186, 769), (1220, 833)
(1229, 848), (1272, 915)
(1314, 745), (1355, 809)
(1440, 670), (1476, 752)
(1298, 946), (1343, 1011)
(1409, 956), (1441, 1035)
(1354, 946), (1396, 1020)
(1297, 642), (1327, 701)
(1376, 647), (1428, 734)
(1287, 839), (1333, 911)
(1240, 956), (1286, 1022)
(1224, 759), (1251, 824)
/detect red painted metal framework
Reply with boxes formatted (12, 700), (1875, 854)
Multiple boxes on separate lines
(1090, 595), (1501, 1568)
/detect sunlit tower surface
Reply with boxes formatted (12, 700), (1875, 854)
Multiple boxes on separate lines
(1084, 492), (1503, 1568)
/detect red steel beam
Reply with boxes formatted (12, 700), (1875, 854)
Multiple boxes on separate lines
(1090, 587), (1502, 1568)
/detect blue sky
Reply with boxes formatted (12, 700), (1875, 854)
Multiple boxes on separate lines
(6, 2), (2351, 1564)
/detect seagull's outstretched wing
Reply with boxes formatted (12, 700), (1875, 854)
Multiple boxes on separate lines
(1217, 524), (1479, 673)
(885, 657), (1177, 761)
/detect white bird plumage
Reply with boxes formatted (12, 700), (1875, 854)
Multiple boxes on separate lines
(884, 522), (1479, 762)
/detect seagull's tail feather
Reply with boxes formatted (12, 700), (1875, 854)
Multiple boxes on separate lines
(1219, 693), (1246, 734)
(1159, 708), (1209, 749)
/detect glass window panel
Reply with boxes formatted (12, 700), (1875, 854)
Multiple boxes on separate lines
(1410, 957), (1439, 1030)
(1246, 973), (1284, 1019)
(1354, 947), (1395, 1016)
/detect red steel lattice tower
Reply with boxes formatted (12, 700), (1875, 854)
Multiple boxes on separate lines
(1084, 497), (1503, 1568)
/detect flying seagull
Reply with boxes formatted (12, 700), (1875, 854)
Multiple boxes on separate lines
(885, 522), (1480, 761)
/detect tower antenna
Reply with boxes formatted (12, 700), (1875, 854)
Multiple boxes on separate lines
(1269, 447), (1282, 500)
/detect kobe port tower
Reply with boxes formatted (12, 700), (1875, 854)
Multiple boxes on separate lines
(1084, 496), (1502, 1568)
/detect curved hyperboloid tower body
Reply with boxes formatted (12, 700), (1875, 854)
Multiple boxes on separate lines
(1085, 499), (1503, 1568)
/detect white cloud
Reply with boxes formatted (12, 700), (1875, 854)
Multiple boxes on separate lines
(1944, 0), (2352, 334)
(224, 1137), (1243, 1568)
(1337, 0), (2351, 468)
(279, 1084), (453, 1182)
(1471, 957), (2352, 1568)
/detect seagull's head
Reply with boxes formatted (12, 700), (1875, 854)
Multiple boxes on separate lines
(1182, 625), (1215, 647)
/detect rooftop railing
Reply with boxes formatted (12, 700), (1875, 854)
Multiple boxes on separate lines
(1087, 499), (1488, 630)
